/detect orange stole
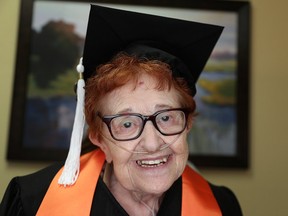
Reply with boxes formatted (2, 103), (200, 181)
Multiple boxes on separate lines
(37, 150), (221, 215)
(37, 150), (105, 216)
(182, 166), (221, 216)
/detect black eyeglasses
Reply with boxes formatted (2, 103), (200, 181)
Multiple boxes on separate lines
(97, 108), (191, 141)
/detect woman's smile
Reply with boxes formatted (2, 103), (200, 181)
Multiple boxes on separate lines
(132, 154), (174, 180)
(135, 154), (171, 168)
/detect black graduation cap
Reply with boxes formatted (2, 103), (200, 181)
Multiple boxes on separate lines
(82, 4), (223, 96)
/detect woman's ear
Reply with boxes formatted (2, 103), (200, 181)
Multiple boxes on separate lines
(187, 115), (194, 130)
(89, 132), (102, 148)
(89, 133), (113, 163)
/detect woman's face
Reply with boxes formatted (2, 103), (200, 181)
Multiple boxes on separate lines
(90, 75), (190, 195)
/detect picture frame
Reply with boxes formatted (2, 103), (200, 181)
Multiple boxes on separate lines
(7, 0), (250, 168)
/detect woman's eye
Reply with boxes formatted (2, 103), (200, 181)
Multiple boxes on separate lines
(122, 121), (132, 128)
(161, 115), (170, 122)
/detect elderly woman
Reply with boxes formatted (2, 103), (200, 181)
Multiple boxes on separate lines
(1, 5), (242, 216)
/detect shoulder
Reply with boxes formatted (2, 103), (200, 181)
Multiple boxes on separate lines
(209, 183), (243, 216)
(0, 162), (63, 216)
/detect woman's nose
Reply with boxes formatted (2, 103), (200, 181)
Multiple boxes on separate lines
(138, 121), (165, 153)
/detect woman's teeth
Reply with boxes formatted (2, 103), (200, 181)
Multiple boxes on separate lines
(136, 156), (168, 167)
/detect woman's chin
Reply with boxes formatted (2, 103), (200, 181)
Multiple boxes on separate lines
(128, 154), (178, 194)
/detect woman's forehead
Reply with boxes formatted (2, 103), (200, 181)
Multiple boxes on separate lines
(101, 78), (180, 114)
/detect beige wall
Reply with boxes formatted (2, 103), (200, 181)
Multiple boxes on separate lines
(1, 0), (288, 215)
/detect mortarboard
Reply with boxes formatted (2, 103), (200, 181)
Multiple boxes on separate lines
(58, 4), (223, 186)
(83, 5), (223, 95)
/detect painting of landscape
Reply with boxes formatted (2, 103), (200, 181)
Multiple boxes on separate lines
(22, 1), (238, 156)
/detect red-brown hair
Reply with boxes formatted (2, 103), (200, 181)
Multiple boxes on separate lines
(85, 53), (196, 140)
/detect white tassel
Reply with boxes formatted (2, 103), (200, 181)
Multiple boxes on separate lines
(58, 58), (85, 186)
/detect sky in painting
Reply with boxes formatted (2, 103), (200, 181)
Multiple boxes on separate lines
(33, 1), (237, 54)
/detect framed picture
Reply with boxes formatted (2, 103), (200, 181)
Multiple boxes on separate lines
(7, 0), (250, 168)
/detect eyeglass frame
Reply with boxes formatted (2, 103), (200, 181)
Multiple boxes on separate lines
(97, 108), (192, 141)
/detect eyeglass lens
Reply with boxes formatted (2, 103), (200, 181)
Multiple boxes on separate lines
(109, 110), (186, 140)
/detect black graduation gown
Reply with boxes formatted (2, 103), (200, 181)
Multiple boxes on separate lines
(0, 162), (242, 216)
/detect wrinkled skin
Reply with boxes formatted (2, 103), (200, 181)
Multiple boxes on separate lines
(90, 75), (190, 215)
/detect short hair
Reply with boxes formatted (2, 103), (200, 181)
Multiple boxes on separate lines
(85, 53), (196, 140)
